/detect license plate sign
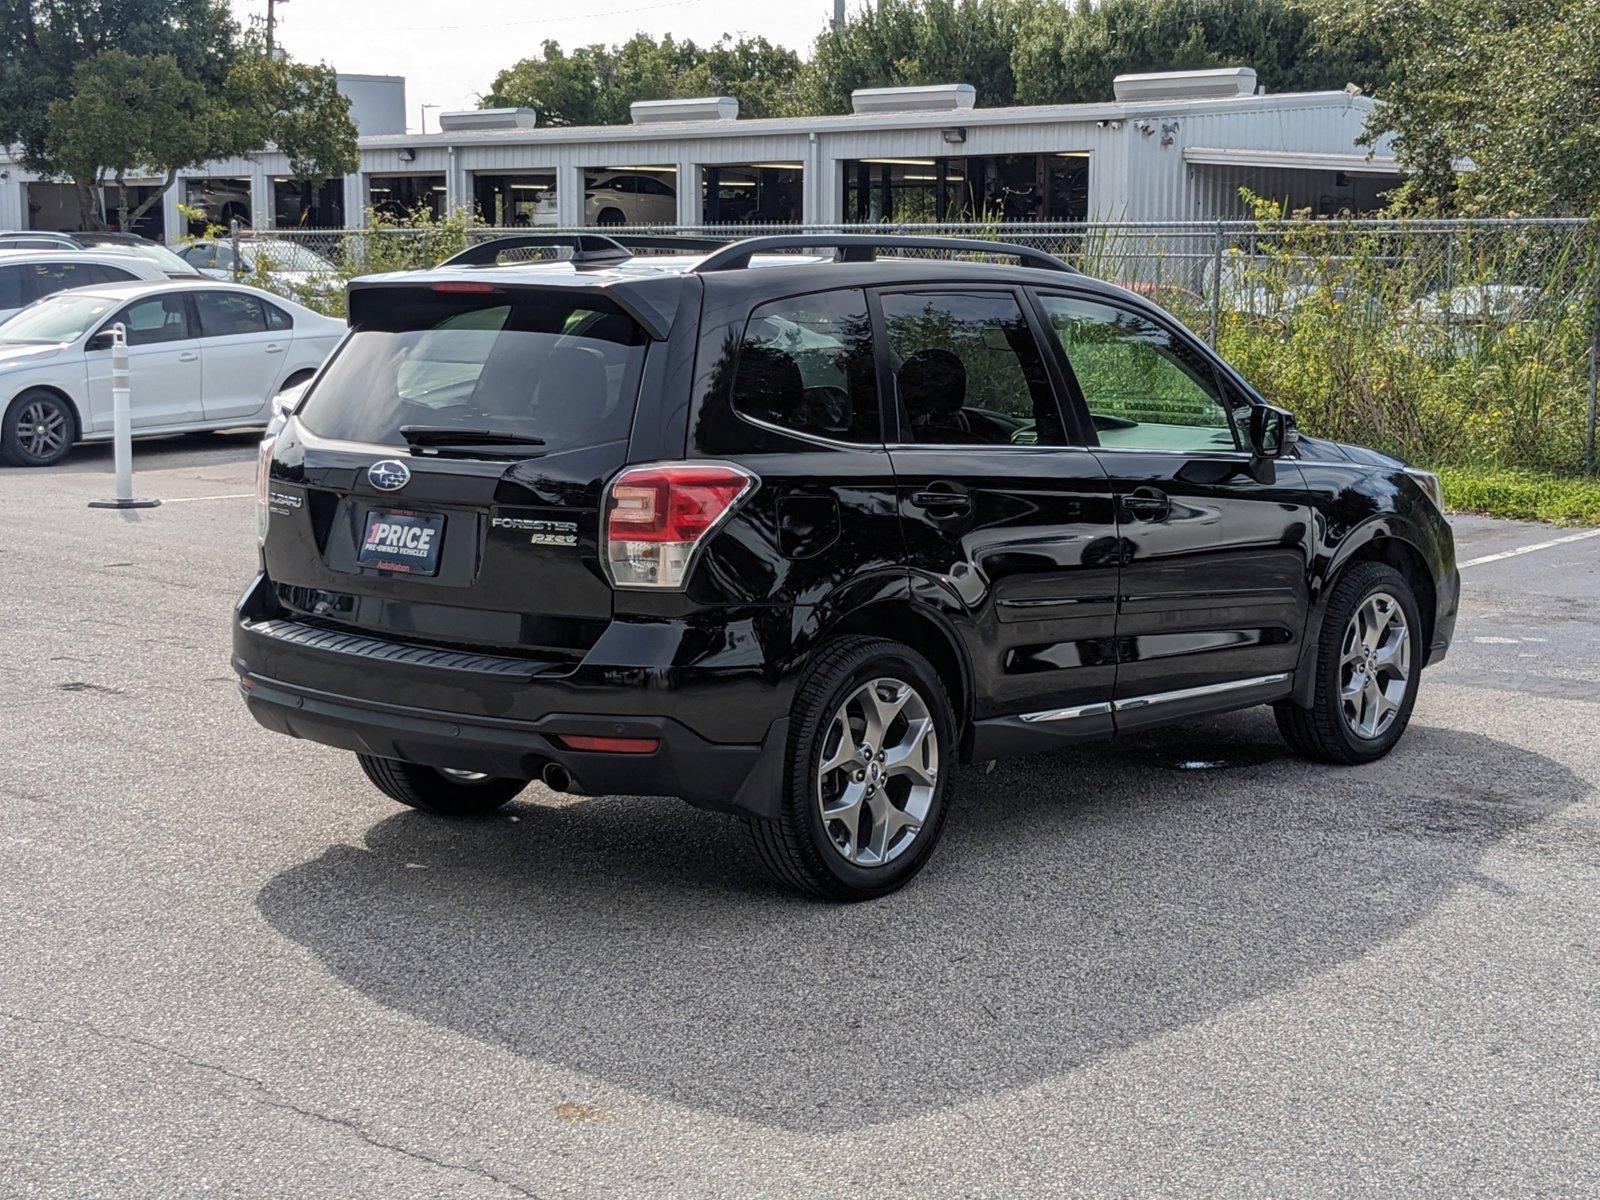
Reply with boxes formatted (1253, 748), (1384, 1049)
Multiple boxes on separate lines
(359, 509), (445, 576)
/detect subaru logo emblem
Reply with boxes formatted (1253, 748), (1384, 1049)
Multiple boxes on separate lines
(369, 459), (410, 491)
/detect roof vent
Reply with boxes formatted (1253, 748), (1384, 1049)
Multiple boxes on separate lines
(439, 108), (538, 132)
(1113, 67), (1258, 103)
(630, 97), (739, 124)
(851, 83), (976, 115)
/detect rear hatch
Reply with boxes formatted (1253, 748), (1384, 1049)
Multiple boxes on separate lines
(262, 282), (652, 660)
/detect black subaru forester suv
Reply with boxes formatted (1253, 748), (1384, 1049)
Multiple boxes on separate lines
(236, 233), (1458, 901)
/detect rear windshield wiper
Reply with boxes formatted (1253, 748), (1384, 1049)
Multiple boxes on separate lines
(398, 425), (548, 458)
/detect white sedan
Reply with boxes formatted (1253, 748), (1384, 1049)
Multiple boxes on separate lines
(0, 280), (344, 466)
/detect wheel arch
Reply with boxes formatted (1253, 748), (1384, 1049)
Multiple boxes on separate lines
(1293, 519), (1439, 706)
(813, 595), (975, 758)
(4, 383), (84, 440)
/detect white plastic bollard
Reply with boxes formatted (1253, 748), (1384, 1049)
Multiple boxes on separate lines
(88, 323), (160, 510)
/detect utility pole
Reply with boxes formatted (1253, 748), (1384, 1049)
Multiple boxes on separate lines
(833, 0), (846, 31)
(266, 0), (287, 56)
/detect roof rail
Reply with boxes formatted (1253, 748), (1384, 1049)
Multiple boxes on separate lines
(691, 234), (1079, 274)
(437, 234), (632, 268)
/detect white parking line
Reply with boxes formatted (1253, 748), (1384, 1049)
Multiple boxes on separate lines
(156, 493), (253, 504)
(1460, 527), (1600, 568)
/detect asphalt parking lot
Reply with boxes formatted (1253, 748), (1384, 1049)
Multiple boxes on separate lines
(2, 437), (1597, 1198)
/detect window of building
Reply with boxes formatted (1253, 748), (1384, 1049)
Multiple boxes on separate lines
(582, 167), (677, 227)
(842, 154), (1089, 223)
(369, 175), (446, 221)
(701, 164), (803, 225)
(730, 290), (881, 443)
(1037, 294), (1237, 453)
(184, 178), (252, 233)
(273, 177), (345, 229)
(880, 290), (1065, 446)
(471, 173), (557, 227)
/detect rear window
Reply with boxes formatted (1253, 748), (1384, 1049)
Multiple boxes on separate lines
(296, 288), (648, 451)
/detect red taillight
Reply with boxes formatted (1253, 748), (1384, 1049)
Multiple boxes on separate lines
(556, 734), (660, 754)
(603, 462), (755, 589)
(430, 281), (501, 294)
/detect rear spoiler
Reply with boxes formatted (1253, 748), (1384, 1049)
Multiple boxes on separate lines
(437, 232), (732, 268)
(345, 273), (684, 341)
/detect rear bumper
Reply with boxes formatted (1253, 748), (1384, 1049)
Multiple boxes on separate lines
(232, 573), (791, 818)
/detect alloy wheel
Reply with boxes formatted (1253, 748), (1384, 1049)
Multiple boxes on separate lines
(815, 676), (939, 867)
(1339, 591), (1411, 739)
(16, 398), (69, 462)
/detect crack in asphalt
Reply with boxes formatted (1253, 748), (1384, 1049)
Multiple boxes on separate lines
(0, 1010), (545, 1198)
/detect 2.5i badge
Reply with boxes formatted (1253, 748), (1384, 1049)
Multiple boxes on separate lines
(359, 508), (446, 575)
(491, 515), (578, 547)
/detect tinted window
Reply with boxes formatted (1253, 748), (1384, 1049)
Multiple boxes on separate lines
(264, 301), (292, 331)
(114, 295), (193, 346)
(1038, 294), (1237, 453)
(0, 265), (24, 309)
(30, 262), (127, 299)
(195, 291), (267, 337)
(181, 244), (216, 268)
(731, 290), (881, 444)
(880, 290), (1064, 446)
(297, 289), (647, 452)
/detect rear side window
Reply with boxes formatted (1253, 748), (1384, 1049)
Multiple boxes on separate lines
(264, 301), (292, 331)
(195, 291), (267, 337)
(880, 290), (1065, 446)
(730, 290), (881, 444)
(297, 287), (648, 452)
(30, 262), (125, 299)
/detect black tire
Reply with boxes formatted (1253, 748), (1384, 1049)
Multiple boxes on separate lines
(356, 754), (526, 816)
(1275, 562), (1424, 764)
(745, 636), (956, 901)
(1, 389), (77, 467)
(596, 208), (626, 227)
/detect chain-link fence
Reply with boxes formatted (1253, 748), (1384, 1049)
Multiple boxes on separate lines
(239, 217), (1600, 475)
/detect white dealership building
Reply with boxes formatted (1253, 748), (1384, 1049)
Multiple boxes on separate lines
(0, 67), (1401, 239)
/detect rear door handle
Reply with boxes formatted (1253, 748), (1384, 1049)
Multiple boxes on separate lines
(178, 351), (199, 362)
(1120, 487), (1171, 521)
(910, 491), (974, 518)
(265, 343), (285, 354)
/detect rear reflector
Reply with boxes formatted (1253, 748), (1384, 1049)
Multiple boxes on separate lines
(603, 461), (755, 589)
(556, 734), (661, 754)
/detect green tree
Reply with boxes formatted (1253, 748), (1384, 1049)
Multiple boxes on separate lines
(483, 33), (804, 126)
(0, 1), (356, 229)
(804, 0), (1386, 112)
(43, 50), (210, 230)
(1351, 0), (1600, 215)
(1011, 0), (1387, 106)
(805, 0), (1043, 113)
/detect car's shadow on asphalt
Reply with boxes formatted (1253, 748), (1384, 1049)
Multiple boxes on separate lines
(255, 708), (1585, 1133)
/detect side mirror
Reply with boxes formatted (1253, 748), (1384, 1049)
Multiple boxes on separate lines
(1248, 404), (1297, 459)
(86, 331), (114, 352)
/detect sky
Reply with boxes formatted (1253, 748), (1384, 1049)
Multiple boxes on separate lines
(229, 0), (843, 133)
